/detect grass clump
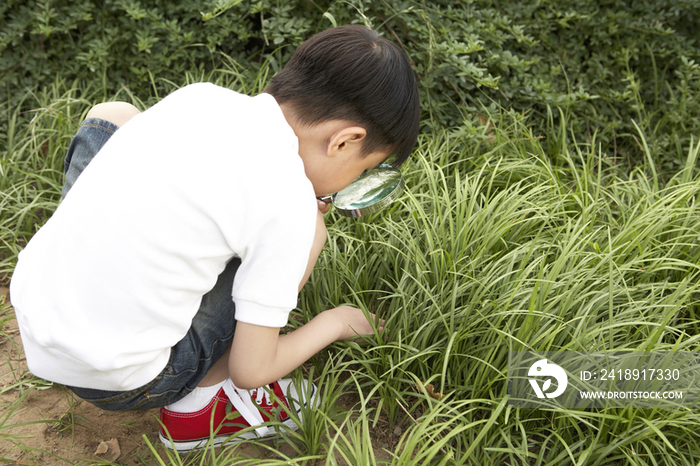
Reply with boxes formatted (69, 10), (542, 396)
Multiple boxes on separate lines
(299, 111), (700, 464)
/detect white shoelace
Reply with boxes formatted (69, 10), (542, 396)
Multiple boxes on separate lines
(221, 379), (273, 437)
(253, 386), (272, 405)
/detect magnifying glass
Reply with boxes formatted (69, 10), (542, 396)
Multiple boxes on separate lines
(317, 165), (404, 218)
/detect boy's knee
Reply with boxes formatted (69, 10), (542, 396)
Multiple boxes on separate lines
(86, 102), (140, 128)
(307, 212), (327, 272)
(298, 211), (327, 292)
(313, 211), (327, 250)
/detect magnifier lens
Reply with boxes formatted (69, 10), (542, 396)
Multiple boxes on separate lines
(329, 165), (404, 217)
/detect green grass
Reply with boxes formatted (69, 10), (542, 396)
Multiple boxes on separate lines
(2, 79), (700, 465)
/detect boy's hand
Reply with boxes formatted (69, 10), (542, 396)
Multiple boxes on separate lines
(327, 305), (384, 340)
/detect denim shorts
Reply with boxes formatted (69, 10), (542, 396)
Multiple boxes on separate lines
(63, 118), (238, 410)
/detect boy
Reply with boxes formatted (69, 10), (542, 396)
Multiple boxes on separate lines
(10, 25), (419, 452)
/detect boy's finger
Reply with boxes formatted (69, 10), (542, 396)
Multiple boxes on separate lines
(317, 199), (331, 213)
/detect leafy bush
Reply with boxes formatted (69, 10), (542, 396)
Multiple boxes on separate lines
(2, 0), (699, 177)
(346, 0), (700, 174)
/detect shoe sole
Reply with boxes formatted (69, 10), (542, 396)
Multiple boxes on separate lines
(160, 381), (319, 452)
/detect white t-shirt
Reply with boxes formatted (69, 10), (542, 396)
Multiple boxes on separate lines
(10, 83), (318, 391)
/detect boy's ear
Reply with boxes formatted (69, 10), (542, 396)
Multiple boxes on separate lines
(327, 126), (367, 158)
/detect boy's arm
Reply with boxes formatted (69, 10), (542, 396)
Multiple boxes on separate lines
(229, 306), (377, 389)
(229, 205), (377, 389)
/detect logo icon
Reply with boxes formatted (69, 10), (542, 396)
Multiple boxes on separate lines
(528, 359), (568, 399)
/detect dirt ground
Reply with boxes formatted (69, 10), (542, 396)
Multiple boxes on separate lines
(1, 285), (168, 465)
(0, 287), (398, 465)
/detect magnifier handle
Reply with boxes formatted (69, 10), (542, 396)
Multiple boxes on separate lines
(317, 195), (333, 205)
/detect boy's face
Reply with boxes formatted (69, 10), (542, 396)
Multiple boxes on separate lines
(304, 148), (389, 197)
(290, 117), (392, 197)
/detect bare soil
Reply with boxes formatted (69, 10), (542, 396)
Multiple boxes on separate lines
(0, 286), (163, 465)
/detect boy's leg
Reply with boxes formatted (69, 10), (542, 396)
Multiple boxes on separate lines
(299, 211), (327, 292)
(85, 102), (141, 128)
(63, 102), (140, 198)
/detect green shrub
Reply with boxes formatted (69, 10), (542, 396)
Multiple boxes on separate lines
(3, 0), (700, 178)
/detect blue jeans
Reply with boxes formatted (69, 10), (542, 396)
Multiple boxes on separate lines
(63, 118), (238, 410)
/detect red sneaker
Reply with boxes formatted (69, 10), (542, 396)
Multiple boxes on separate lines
(159, 378), (318, 452)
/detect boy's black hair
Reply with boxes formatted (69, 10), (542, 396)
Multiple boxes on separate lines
(265, 25), (420, 167)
